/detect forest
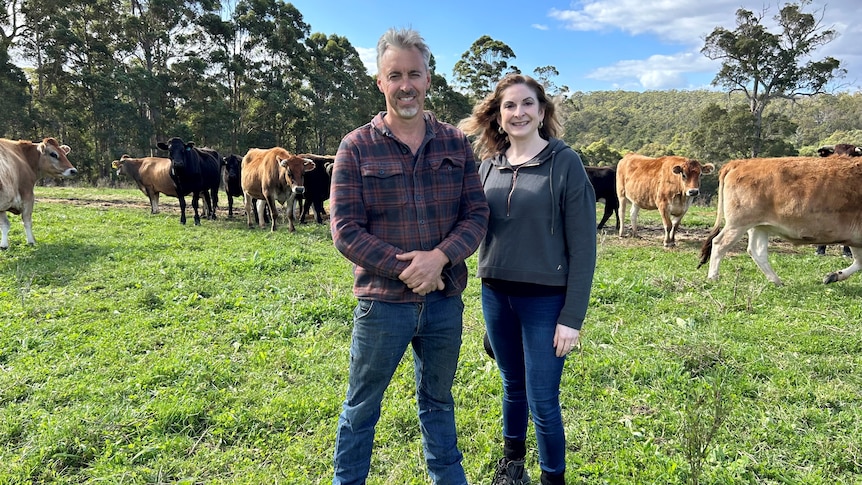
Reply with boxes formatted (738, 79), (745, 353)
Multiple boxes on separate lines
(1, 0), (860, 185)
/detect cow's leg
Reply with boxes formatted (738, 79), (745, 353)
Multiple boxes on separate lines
(665, 213), (684, 248)
(265, 196), (278, 231)
(746, 227), (782, 285)
(707, 226), (747, 281)
(227, 195), (234, 218)
(286, 194), (297, 232)
(201, 191), (214, 220)
(210, 188), (218, 219)
(145, 189), (159, 214)
(256, 199), (269, 228)
(628, 204), (640, 238)
(21, 203), (36, 245)
(191, 192), (201, 226)
(0, 212), (10, 249)
(244, 193), (255, 228)
(596, 202), (613, 230)
(314, 200), (325, 224)
(617, 196), (628, 237)
(824, 247), (862, 284)
(177, 195), (187, 225)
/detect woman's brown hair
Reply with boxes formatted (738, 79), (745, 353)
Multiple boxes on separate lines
(459, 73), (560, 161)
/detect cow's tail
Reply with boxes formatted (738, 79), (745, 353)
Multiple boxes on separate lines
(698, 165), (727, 269)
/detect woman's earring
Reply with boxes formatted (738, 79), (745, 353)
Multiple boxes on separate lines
(539, 121), (544, 129)
(497, 126), (505, 135)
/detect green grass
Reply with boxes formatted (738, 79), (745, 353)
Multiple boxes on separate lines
(1, 187), (861, 484)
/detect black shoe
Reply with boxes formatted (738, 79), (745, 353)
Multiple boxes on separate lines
(492, 457), (531, 485)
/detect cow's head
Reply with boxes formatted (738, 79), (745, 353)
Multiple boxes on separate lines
(672, 159), (714, 197)
(817, 145), (835, 157)
(157, 137), (191, 170)
(221, 154), (242, 180)
(278, 155), (316, 195)
(38, 138), (77, 178)
(111, 154), (132, 174)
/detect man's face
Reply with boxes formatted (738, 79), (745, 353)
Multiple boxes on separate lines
(376, 46), (430, 121)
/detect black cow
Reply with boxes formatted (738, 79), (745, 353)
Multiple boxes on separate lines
(585, 166), (619, 230)
(221, 154), (244, 218)
(156, 137), (221, 225)
(817, 143), (862, 157)
(296, 153), (335, 224)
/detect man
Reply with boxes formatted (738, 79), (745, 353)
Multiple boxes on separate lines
(329, 28), (489, 485)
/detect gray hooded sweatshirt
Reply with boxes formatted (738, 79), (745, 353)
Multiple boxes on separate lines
(477, 137), (597, 329)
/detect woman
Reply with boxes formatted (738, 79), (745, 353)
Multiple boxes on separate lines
(460, 74), (597, 485)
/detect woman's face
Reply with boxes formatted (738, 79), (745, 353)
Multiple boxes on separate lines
(497, 83), (544, 140)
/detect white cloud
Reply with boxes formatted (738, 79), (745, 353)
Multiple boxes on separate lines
(356, 46), (377, 76)
(587, 51), (720, 90)
(550, 0), (862, 91)
(532, 23), (550, 31)
(549, 0), (738, 44)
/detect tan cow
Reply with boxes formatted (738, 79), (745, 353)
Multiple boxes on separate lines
(699, 156), (862, 285)
(240, 147), (315, 232)
(111, 155), (176, 214)
(616, 153), (714, 247)
(0, 138), (77, 248)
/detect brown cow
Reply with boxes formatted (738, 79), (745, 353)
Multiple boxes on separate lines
(699, 156), (862, 285)
(112, 155), (176, 214)
(240, 147), (315, 232)
(0, 138), (77, 248)
(616, 153), (714, 247)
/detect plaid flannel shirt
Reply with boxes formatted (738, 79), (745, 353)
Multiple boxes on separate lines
(330, 111), (489, 302)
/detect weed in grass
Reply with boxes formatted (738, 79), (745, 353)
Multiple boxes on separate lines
(681, 375), (729, 485)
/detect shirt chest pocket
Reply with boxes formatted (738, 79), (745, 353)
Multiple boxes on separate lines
(431, 157), (466, 202)
(361, 161), (407, 207)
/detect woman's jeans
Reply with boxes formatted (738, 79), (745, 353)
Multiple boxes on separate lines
(333, 295), (468, 485)
(482, 285), (567, 474)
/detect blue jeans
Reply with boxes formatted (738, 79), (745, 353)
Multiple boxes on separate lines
(482, 285), (567, 475)
(333, 295), (467, 485)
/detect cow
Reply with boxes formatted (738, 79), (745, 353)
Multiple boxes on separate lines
(240, 147), (315, 232)
(221, 154), (244, 218)
(698, 156), (862, 285)
(616, 153), (715, 247)
(816, 143), (862, 157)
(814, 145), (858, 256)
(295, 153), (335, 224)
(156, 137), (221, 225)
(111, 155), (176, 214)
(585, 166), (619, 230)
(1, 137), (77, 249)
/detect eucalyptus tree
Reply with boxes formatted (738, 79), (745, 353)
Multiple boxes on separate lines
(233, 0), (309, 149)
(0, 0), (34, 137)
(452, 35), (516, 100)
(426, 71), (471, 126)
(14, 0), (131, 179)
(701, 1), (844, 157)
(298, 32), (377, 155)
(533, 65), (568, 99)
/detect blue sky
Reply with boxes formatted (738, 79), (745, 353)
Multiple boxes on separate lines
(287, 0), (862, 93)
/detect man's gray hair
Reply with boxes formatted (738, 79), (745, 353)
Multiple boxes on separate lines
(376, 28), (432, 73)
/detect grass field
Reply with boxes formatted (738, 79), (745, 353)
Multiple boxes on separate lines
(1, 186), (860, 484)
